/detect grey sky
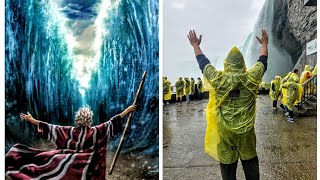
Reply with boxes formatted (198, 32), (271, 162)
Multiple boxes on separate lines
(163, 0), (266, 81)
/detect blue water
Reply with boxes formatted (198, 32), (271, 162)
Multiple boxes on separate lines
(5, 0), (159, 154)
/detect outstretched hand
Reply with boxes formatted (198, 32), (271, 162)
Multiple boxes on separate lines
(187, 30), (202, 46)
(20, 112), (33, 121)
(120, 105), (137, 118)
(127, 105), (137, 113)
(256, 29), (268, 45)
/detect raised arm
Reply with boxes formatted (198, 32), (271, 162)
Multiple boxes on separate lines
(20, 112), (41, 126)
(187, 30), (212, 73)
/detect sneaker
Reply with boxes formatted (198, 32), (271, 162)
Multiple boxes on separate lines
(272, 107), (277, 110)
(287, 117), (294, 123)
(166, 102), (169, 105)
(285, 112), (289, 116)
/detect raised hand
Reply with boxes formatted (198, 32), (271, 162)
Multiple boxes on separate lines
(20, 112), (33, 121)
(120, 105), (137, 118)
(187, 30), (202, 46)
(256, 29), (268, 45)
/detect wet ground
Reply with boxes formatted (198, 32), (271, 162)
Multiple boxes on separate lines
(163, 95), (316, 180)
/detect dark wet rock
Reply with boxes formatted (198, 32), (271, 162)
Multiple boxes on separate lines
(272, 0), (317, 65)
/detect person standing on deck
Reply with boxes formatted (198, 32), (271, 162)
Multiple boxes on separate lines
(197, 77), (204, 100)
(188, 29), (268, 180)
(184, 77), (191, 102)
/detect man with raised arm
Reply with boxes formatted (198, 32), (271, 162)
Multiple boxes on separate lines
(187, 29), (268, 180)
(6, 105), (136, 179)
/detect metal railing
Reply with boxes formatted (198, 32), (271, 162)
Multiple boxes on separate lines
(300, 75), (317, 105)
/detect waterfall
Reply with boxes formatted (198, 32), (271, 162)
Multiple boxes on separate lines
(240, 0), (293, 82)
(5, 0), (159, 154)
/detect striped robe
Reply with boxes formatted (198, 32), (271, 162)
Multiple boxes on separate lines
(6, 114), (123, 180)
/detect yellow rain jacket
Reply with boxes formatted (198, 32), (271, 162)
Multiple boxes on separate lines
(175, 77), (184, 98)
(163, 78), (172, 101)
(191, 78), (196, 95)
(269, 76), (281, 100)
(185, 78), (191, 95)
(281, 78), (303, 111)
(197, 79), (204, 93)
(300, 65), (314, 94)
(281, 72), (299, 106)
(203, 47), (265, 164)
(300, 65), (313, 84)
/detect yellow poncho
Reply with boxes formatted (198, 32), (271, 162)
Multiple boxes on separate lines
(281, 79), (303, 111)
(163, 79), (172, 101)
(203, 47), (265, 164)
(197, 79), (204, 93)
(175, 77), (184, 98)
(269, 76), (281, 101)
(281, 72), (299, 106)
(184, 78), (191, 95)
(190, 79), (196, 94)
(300, 65), (313, 84)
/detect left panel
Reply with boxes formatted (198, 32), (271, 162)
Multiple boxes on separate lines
(5, 0), (159, 179)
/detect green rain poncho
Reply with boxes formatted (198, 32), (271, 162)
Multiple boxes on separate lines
(190, 78), (196, 95)
(269, 76), (281, 100)
(184, 78), (191, 95)
(203, 47), (265, 164)
(175, 77), (184, 98)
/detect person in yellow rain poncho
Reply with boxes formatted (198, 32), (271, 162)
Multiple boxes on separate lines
(190, 78), (196, 100)
(279, 69), (299, 111)
(197, 77), (204, 100)
(300, 65), (314, 94)
(163, 76), (172, 105)
(281, 78), (303, 123)
(269, 76), (282, 110)
(184, 77), (191, 102)
(175, 77), (185, 102)
(187, 29), (268, 180)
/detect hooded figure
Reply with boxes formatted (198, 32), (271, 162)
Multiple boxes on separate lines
(281, 77), (303, 122)
(175, 77), (185, 102)
(188, 29), (269, 180)
(201, 46), (266, 164)
(184, 78), (191, 95)
(300, 65), (314, 94)
(184, 77), (191, 102)
(269, 76), (282, 109)
(190, 78), (196, 95)
(300, 65), (313, 84)
(163, 77), (172, 103)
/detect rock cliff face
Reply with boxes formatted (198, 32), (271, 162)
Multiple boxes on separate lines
(272, 0), (316, 67)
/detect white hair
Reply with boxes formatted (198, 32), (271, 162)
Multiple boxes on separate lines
(75, 106), (93, 127)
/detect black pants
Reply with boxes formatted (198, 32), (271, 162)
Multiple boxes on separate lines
(273, 100), (277, 108)
(220, 156), (259, 180)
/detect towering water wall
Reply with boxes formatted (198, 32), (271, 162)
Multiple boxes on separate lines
(240, 0), (293, 82)
(5, 0), (159, 154)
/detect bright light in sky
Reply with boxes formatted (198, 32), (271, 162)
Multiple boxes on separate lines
(51, 0), (121, 91)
